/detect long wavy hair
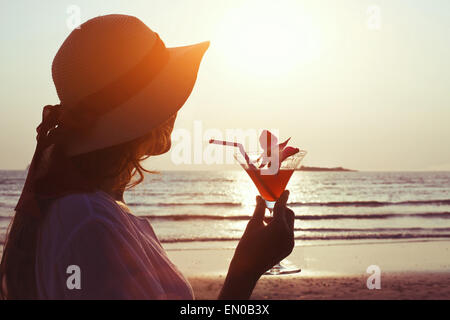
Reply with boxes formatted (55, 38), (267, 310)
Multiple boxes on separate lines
(0, 113), (176, 299)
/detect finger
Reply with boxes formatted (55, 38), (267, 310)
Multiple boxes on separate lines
(273, 208), (294, 235)
(278, 190), (289, 207)
(273, 190), (289, 220)
(286, 208), (295, 231)
(263, 216), (274, 224)
(252, 196), (266, 222)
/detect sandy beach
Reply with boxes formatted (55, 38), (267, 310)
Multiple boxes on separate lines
(189, 273), (450, 300)
(166, 240), (450, 299)
(1, 232), (449, 299)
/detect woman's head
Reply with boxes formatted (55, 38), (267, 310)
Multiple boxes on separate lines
(70, 112), (177, 195)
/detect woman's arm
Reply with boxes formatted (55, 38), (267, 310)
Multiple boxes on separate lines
(218, 191), (295, 299)
(218, 268), (259, 300)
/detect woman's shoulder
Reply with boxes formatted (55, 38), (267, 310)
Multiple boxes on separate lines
(42, 191), (126, 239)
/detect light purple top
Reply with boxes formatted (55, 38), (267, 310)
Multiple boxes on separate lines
(35, 191), (193, 299)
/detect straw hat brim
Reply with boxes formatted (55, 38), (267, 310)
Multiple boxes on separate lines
(65, 41), (210, 156)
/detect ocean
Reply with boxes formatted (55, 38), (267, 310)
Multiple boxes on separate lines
(1, 170), (450, 248)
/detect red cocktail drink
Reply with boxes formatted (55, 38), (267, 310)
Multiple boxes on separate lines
(245, 168), (294, 202)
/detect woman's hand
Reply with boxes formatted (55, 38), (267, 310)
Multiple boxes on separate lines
(219, 190), (295, 299)
(230, 190), (295, 278)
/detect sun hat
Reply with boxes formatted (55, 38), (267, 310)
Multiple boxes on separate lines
(15, 14), (209, 215)
(51, 14), (209, 156)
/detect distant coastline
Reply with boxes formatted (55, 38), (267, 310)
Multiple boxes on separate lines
(297, 166), (357, 172)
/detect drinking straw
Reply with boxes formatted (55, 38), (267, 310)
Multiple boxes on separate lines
(209, 139), (251, 165)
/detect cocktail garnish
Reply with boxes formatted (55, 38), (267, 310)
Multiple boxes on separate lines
(280, 146), (300, 163)
(209, 132), (300, 173)
(258, 130), (299, 170)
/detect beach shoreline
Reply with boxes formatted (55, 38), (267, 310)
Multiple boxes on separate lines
(166, 239), (450, 299)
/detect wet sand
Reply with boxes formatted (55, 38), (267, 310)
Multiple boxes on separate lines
(188, 272), (450, 300)
(166, 240), (450, 299)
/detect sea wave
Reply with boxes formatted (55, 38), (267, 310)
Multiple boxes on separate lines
(288, 199), (450, 207)
(159, 233), (450, 243)
(141, 212), (450, 221)
(128, 202), (242, 207)
(295, 212), (450, 220)
(165, 178), (235, 183)
(0, 178), (25, 185)
(126, 199), (450, 208)
(0, 202), (14, 209)
(2, 233), (450, 246)
(293, 227), (450, 232)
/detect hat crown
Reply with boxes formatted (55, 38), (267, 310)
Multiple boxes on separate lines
(52, 14), (159, 106)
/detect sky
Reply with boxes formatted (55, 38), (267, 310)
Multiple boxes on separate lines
(0, 0), (449, 171)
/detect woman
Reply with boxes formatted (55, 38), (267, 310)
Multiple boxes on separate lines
(0, 14), (295, 299)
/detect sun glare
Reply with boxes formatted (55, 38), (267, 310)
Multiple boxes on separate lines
(215, 1), (321, 76)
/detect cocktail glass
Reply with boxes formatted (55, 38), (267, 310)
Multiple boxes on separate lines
(234, 150), (307, 275)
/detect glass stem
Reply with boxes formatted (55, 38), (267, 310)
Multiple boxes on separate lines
(264, 200), (283, 275)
